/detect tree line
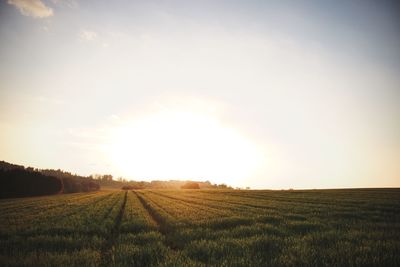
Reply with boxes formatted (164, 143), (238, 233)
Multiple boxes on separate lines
(0, 160), (235, 198)
(0, 161), (100, 198)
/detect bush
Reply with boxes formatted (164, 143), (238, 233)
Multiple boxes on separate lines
(181, 182), (200, 189)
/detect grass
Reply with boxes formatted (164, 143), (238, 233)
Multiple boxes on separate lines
(1, 188), (399, 266)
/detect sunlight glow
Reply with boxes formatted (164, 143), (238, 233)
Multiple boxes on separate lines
(109, 111), (262, 184)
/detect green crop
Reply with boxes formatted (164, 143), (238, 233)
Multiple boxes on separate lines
(1, 189), (399, 266)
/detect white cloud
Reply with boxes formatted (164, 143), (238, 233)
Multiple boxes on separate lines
(50, 0), (78, 8)
(8, 0), (53, 18)
(79, 30), (97, 41)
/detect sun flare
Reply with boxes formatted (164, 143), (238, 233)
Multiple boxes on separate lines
(109, 111), (262, 185)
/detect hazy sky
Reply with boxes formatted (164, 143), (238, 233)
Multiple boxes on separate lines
(1, 0), (399, 189)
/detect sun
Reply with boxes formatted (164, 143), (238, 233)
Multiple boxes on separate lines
(108, 110), (262, 185)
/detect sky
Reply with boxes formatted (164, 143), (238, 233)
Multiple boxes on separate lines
(0, 0), (399, 189)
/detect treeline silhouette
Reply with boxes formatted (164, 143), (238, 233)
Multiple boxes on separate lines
(0, 160), (235, 198)
(41, 169), (100, 193)
(94, 176), (233, 190)
(0, 169), (62, 198)
(0, 161), (100, 198)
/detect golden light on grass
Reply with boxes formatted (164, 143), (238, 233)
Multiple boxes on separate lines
(109, 110), (262, 184)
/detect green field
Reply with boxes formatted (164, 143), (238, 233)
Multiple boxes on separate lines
(1, 189), (399, 266)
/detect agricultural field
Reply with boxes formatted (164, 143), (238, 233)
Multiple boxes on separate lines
(1, 189), (400, 266)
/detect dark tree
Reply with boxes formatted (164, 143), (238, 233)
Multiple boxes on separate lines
(0, 169), (62, 198)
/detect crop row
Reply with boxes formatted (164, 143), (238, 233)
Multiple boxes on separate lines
(130, 189), (400, 266)
(0, 191), (127, 267)
(1, 189), (399, 266)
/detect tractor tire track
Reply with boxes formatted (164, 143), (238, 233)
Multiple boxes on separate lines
(133, 191), (181, 250)
(100, 191), (127, 267)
